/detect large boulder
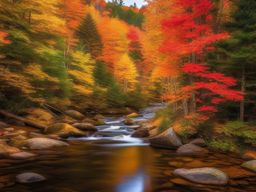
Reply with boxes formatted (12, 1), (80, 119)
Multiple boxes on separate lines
(46, 123), (85, 138)
(131, 128), (149, 138)
(241, 160), (256, 172)
(72, 123), (97, 132)
(149, 128), (182, 149)
(9, 152), (36, 160)
(0, 142), (20, 156)
(177, 143), (208, 156)
(65, 110), (85, 120)
(0, 121), (9, 128)
(16, 172), (46, 183)
(26, 138), (69, 150)
(173, 168), (229, 185)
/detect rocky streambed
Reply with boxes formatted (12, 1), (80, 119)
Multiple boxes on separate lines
(0, 104), (256, 192)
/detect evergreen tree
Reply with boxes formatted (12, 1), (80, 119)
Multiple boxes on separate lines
(76, 14), (103, 58)
(93, 60), (113, 87)
(210, 0), (256, 121)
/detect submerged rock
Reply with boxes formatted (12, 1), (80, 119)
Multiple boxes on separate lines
(189, 138), (206, 147)
(173, 168), (228, 185)
(65, 110), (85, 120)
(26, 138), (69, 150)
(149, 128), (182, 149)
(72, 123), (97, 132)
(177, 143), (208, 156)
(16, 172), (46, 183)
(46, 123), (85, 138)
(9, 152), (36, 160)
(241, 160), (256, 172)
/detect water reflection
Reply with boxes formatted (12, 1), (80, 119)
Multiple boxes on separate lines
(117, 170), (149, 192)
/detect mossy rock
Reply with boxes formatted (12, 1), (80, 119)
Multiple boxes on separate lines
(46, 123), (85, 138)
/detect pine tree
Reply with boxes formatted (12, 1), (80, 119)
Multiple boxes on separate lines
(211, 0), (256, 121)
(76, 14), (103, 58)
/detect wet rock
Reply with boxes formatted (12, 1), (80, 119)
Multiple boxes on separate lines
(16, 172), (46, 183)
(9, 151), (36, 160)
(189, 138), (206, 147)
(149, 128), (182, 149)
(72, 123), (97, 132)
(46, 123), (85, 138)
(9, 135), (28, 148)
(241, 160), (256, 172)
(65, 110), (85, 120)
(242, 150), (256, 160)
(124, 118), (135, 125)
(26, 138), (69, 150)
(173, 168), (228, 185)
(0, 121), (9, 129)
(0, 142), (20, 156)
(127, 112), (139, 118)
(176, 144), (208, 156)
(131, 128), (149, 138)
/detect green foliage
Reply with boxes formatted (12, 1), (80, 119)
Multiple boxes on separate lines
(125, 85), (147, 110)
(106, 2), (144, 28)
(208, 138), (239, 153)
(93, 61), (114, 87)
(106, 81), (126, 107)
(76, 14), (102, 58)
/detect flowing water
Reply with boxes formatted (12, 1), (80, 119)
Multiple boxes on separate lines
(1, 104), (256, 192)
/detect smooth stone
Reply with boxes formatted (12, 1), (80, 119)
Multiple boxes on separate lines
(241, 160), (256, 172)
(176, 143), (208, 156)
(46, 123), (85, 138)
(173, 167), (229, 185)
(149, 128), (182, 149)
(65, 110), (85, 120)
(26, 138), (69, 150)
(189, 138), (206, 147)
(16, 172), (46, 183)
(72, 123), (97, 131)
(9, 152), (36, 160)
(127, 112), (139, 118)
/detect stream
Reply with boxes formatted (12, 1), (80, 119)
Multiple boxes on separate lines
(1, 104), (256, 192)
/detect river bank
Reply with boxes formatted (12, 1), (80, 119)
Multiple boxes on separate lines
(0, 104), (256, 191)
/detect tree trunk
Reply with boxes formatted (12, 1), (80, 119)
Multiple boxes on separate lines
(240, 66), (245, 121)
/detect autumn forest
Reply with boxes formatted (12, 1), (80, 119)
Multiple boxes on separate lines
(0, 0), (256, 191)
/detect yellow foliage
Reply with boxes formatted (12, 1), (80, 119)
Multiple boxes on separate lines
(24, 64), (59, 83)
(68, 51), (94, 95)
(114, 54), (138, 88)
